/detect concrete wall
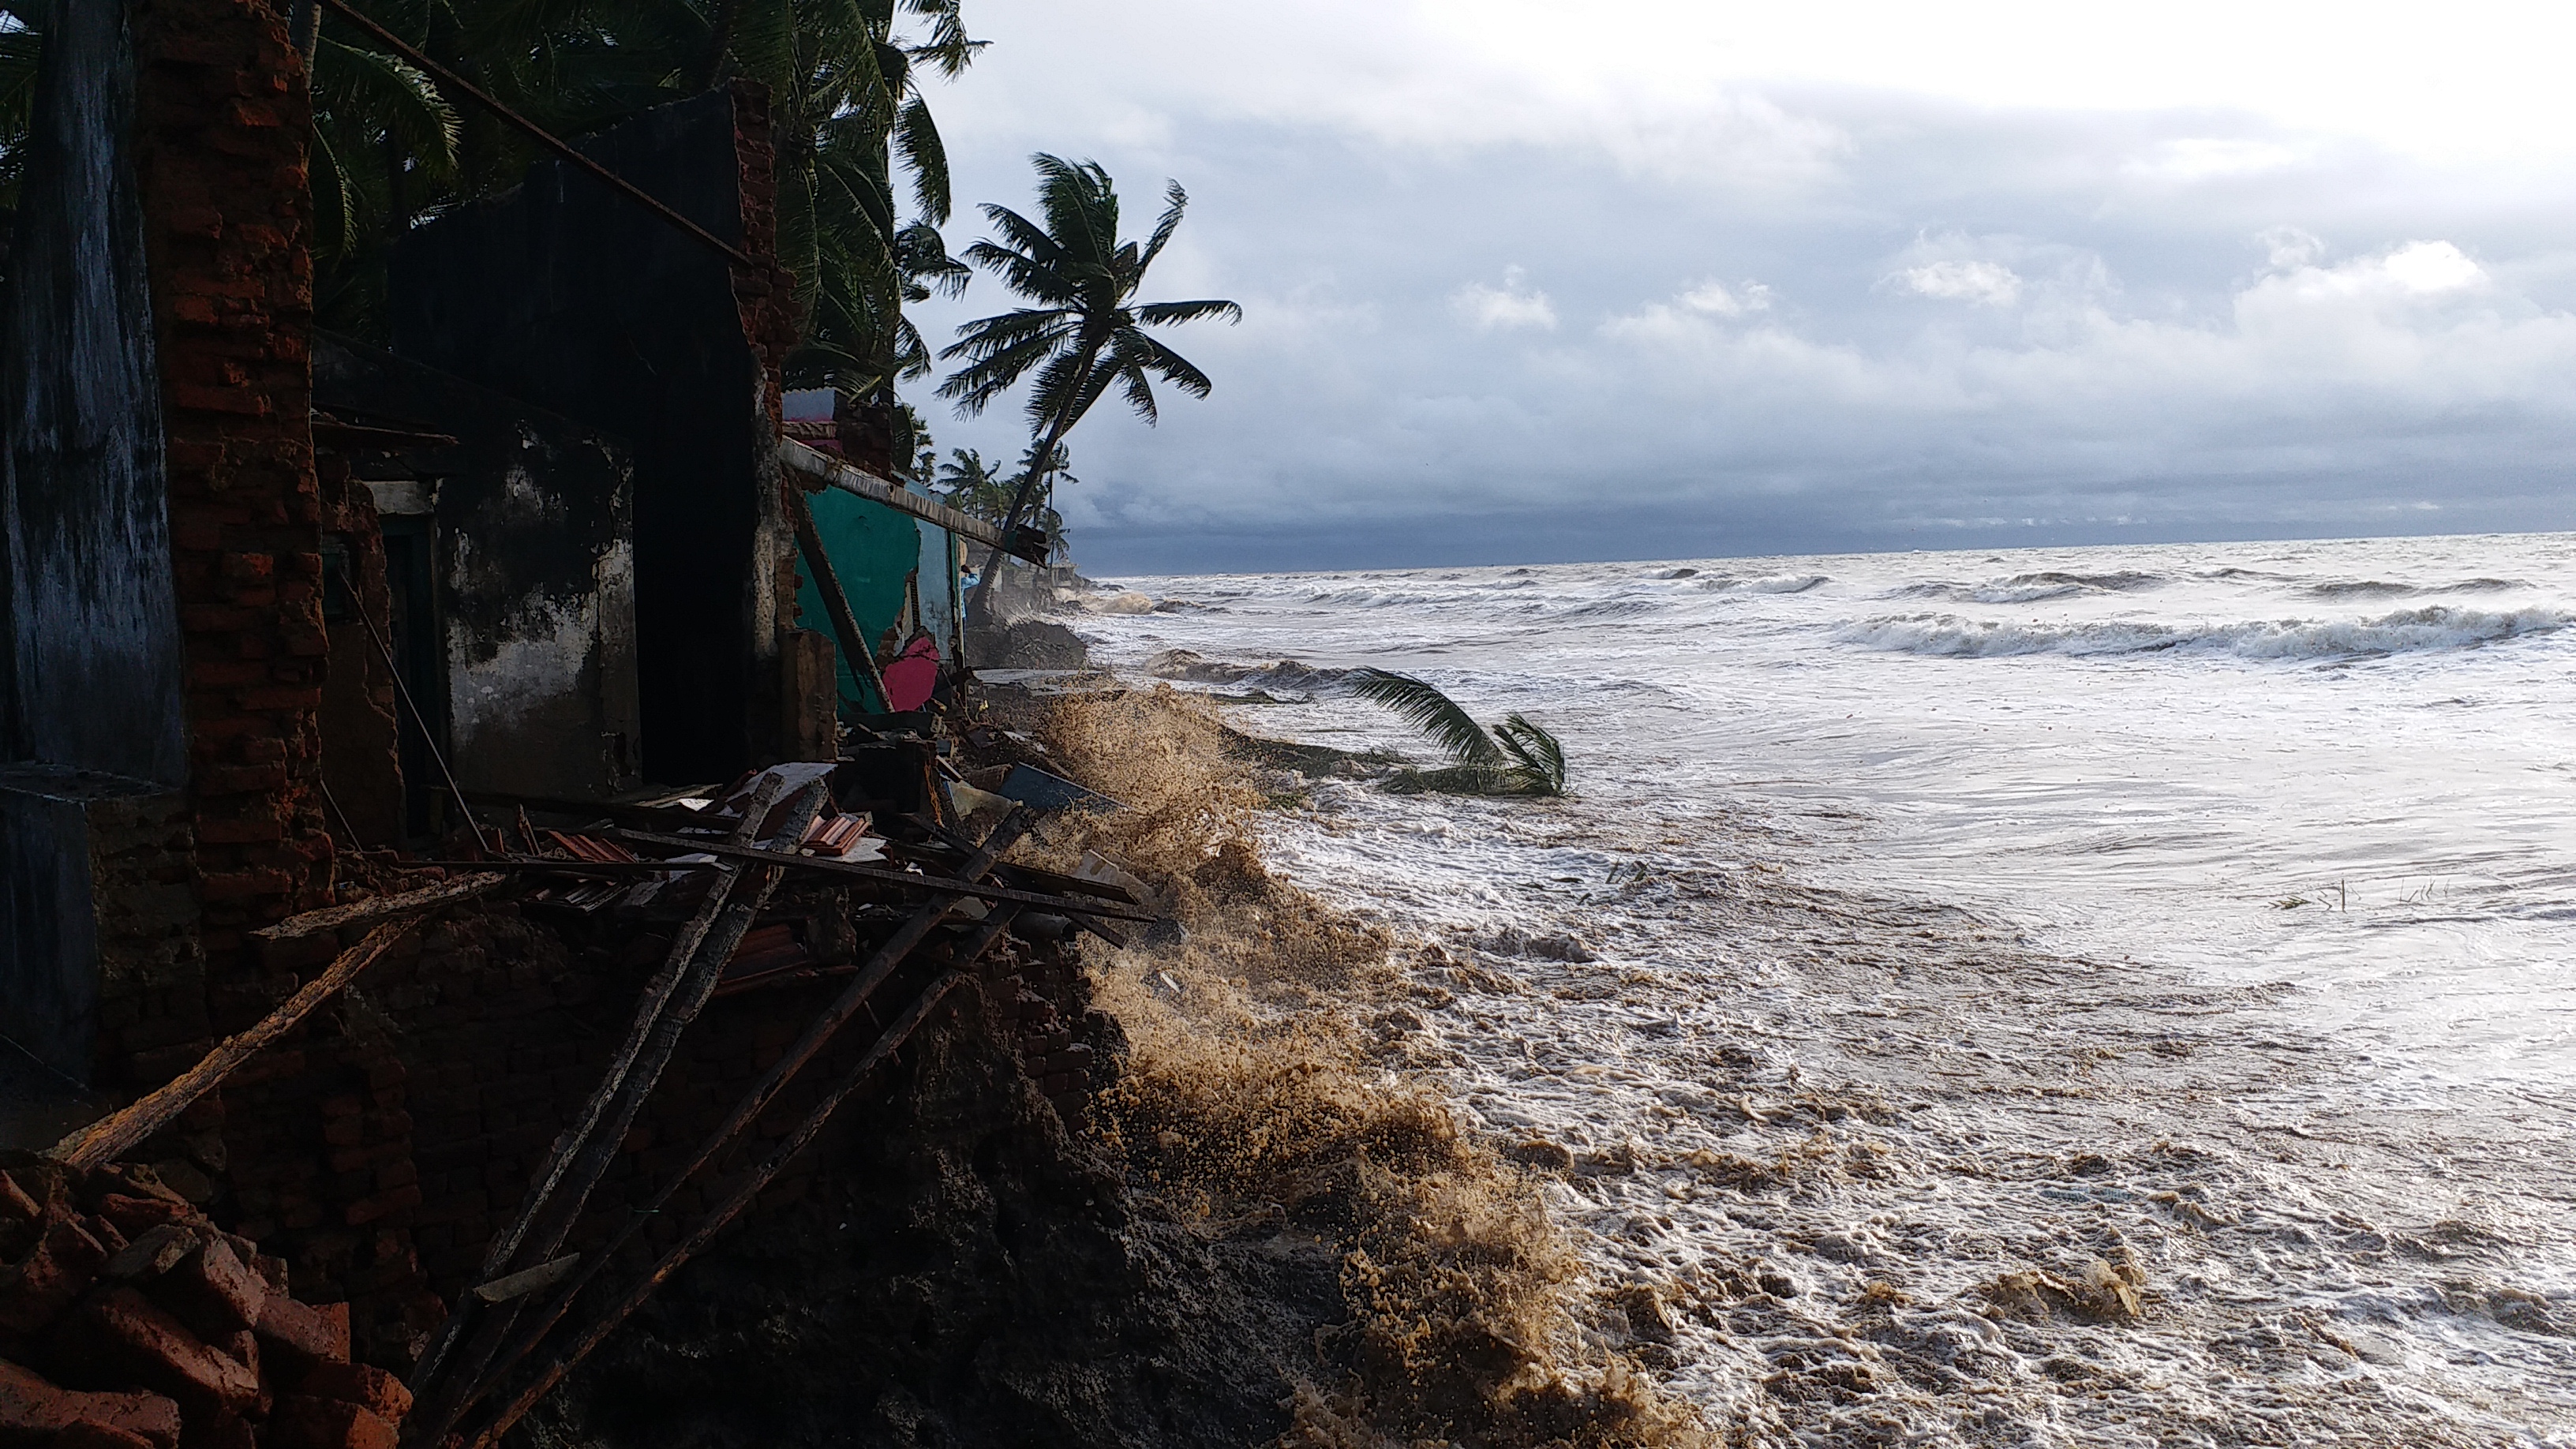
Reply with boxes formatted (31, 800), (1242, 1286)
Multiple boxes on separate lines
(388, 86), (799, 787)
(315, 335), (642, 806)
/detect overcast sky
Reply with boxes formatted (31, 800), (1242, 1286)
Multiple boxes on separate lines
(901, 0), (2576, 573)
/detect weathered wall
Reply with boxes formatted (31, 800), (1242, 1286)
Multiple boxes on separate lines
(796, 488), (926, 707)
(133, 0), (331, 985)
(315, 335), (641, 805)
(0, 0), (189, 787)
(389, 84), (799, 788)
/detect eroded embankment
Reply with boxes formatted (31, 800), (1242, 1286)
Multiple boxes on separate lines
(530, 687), (1701, 1449)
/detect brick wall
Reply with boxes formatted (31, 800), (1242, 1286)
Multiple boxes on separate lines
(130, 0), (333, 998)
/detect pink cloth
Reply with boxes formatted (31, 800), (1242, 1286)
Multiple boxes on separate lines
(881, 635), (941, 712)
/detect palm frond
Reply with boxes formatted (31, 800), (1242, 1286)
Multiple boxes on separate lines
(1491, 713), (1567, 796)
(1135, 298), (1242, 328)
(893, 93), (949, 223)
(1350, 670), (1503, 769)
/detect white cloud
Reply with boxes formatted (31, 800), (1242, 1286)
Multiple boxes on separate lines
(2127, 137), (2304, 182)
(2260, 227), (2326, 270)
(1679, 279), (1772, 316)
(2258, 240), (2488, 304)
(1899, 260), (2024, 306)
(1450, 267), (1558, 331)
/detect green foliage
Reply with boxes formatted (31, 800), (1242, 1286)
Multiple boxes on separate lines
(294, 0), (979, 380)
(940, 153), (1238, 571)
(1349, 670), (1567, 797)
(936, 443), (1069, 556)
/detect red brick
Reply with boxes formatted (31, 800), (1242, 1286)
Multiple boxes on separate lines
(0, 1359), (182, 1449)
(147, 1234), (267, 1339)
(253, 1294), (348, 1372)
(264, 1397), (395, 1449)
(50, 1286), (259, 1416)
(294, 1362), (409, 1424)
(0, 1214), (110, 1334)
(54, 1421), (157, 1449)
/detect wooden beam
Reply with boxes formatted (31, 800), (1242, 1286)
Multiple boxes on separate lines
(52, 918), (425, 1170)
(605, 829), (1157, 922)
(249, 873), (503, 942)
(775, 440), (1017, 554)
(405, 777), (807, 1433)
(452, 814), (1035, 1410)
(462, 971), (975, 1449)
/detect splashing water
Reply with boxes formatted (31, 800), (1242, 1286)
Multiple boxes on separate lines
(1073, 532), (2576, 1444)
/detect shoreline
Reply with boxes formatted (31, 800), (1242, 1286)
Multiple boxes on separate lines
(1215, 705), (2576, 1446)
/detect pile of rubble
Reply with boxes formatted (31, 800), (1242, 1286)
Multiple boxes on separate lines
(0, 1158), (406, 1449)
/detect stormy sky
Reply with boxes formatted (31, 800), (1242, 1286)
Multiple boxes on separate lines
(902, 0), (2576, 574)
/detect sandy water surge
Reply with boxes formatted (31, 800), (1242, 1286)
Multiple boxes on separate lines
(1067, 534), (2576, 1446)
(1264, 787), (2574, 1445)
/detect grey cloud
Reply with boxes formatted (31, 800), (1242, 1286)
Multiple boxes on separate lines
(904, 71), (2576, 574)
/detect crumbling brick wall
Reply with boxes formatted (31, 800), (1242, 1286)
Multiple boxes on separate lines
(212, 889), (1091, 1374)
(129, 0), (333, 1005)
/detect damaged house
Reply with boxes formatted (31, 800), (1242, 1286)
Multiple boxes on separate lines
(0, 6), (1099, 1448)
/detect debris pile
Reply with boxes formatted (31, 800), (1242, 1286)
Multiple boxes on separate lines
(0, 1158), (406, 1449)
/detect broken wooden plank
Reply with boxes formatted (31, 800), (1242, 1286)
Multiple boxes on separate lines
(605, 829), (1158, 922)
(52, 917), (425, 1170)
(456, 813), (1039, 1408)
(406, 777), (826, 1447)
(249, 872), (504, 942)
(461, 970), (975, 1449)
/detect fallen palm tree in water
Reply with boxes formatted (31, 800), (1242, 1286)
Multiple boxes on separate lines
(1349, 669), (1568, 796)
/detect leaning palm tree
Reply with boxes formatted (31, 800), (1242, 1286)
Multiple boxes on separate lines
(939, 153), (1238, 616)
(1350, 669), (1567, 796)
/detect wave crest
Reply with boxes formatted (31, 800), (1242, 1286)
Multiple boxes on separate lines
(1840, 605), (2570, 660)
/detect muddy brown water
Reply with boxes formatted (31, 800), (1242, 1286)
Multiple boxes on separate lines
(1264, 788), (2576, 1447)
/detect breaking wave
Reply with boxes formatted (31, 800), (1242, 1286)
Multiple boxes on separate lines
(2301, 577), (2526, 600)
(1897, 569), (2169, 604)
(1700, 572), (1829, 594)
(1840, 605), (2570, 660)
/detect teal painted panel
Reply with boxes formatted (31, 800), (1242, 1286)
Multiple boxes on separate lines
(796, 488), (922, 709)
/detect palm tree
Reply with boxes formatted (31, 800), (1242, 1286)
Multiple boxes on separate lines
(1350, 669), (1567, 796)
(938, 153), (1237, 616)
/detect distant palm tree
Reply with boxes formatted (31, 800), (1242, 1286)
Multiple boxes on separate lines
(939, 153), (1237, 614)
(937, 444), (1069, 555)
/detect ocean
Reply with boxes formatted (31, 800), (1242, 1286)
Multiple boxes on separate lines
(1073, 531), (2576, 1445)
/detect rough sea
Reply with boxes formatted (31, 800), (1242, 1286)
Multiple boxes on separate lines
(1072, 532), (2576, 1446)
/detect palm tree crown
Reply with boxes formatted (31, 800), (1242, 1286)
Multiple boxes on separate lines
(938, 153), (1237, 585)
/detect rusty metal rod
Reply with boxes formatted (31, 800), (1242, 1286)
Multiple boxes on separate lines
(315, 0), (756, 271)
(461, 970), (975, 1449)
